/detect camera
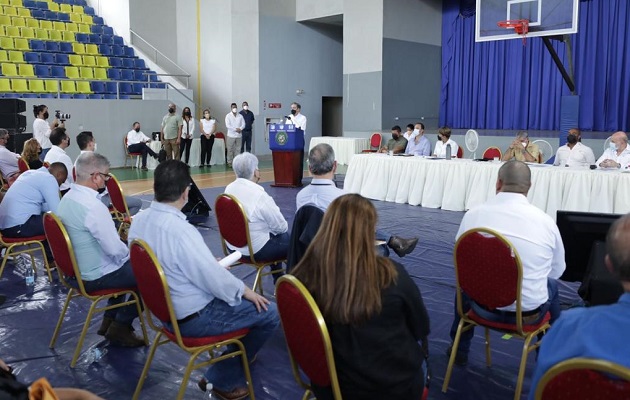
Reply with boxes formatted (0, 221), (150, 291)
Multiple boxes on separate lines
(55, 110), (71, 121)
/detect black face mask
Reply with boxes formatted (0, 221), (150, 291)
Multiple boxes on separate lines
(566, 135), (578, 144)
(168, 107), (175, 114)
(66, 138), (71, 146)
(134, 127), (140, 132)
(392, 134), (399, 140)
(184, 111), (191, 117)
(291, 109), (297, 115)
(43, 111), (49, 119)
(97, 186), (106, 195)
(437, 134), (442, 141)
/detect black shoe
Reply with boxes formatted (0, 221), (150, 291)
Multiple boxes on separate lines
(200, 164), (205, 168)
(97, 316), (113, 336)
(105, 322), (146, 347)
(388, 236), (419, 257)
(446, 345), (468, 366)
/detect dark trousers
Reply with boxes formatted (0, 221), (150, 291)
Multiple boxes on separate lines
(1, 214), (53, 260)
(200, 135), (214, 165)
(241, 129), (252, 153)
(252, 232), (289, 283)
(127, 143), (157, 167)
(179, 138), (193, 164)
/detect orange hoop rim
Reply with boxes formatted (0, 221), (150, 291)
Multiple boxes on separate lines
(497, 19), (530, 36)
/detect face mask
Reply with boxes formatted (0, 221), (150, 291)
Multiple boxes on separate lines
(184, 111), (191, 117)
(243, 106), (248, 111)
(412, 129), (419, 136)
(66, 138), (71, 146)
(610, 142), (618, 152)
(437, 134), (442, 141)
(392, 134), (399, 140)
(566, 135), (578, 144)
(291, 109), (297, 115)
(168, 107), (175, 114)
(93, 143), (97, 152)
(43, 112), (49, 119)
(521, 142), (528, 148)
(134, 127), (140, 132)
(232, 108), (237, 113)
(97, 186), (106, 195)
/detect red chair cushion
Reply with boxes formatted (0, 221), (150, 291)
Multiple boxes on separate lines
(467, 309), (550, 333)
(87, 287), (137, 297)
(161, 327), (250, 348)
(215, 196), (249, 248)
(542, 369), (630, 400)
(2, 235), (47, 243)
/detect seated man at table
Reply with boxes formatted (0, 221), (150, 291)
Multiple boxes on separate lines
(553, 128), (595, 167)
(126, 122), (158, 171)
(379, 125), (408, 154)
(596, 131), (630, 169)
(405, 123), (432, 156)
(502, 131), (540, 163)
(403, 123), (415, 140)
(528, 214), (630, 399)
(128, 160), (279, 399)
(225, 152), (287, 281)
(447, 160), (565, 365)
(297, 143), (418, 257)
(433, 126), (460, 158)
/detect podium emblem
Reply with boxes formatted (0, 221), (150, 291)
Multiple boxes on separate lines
(275, 130), (288, 146)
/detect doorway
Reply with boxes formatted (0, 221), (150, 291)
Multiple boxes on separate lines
(322, 96), (342, 137)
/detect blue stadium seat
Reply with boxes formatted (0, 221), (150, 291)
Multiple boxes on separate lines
(122, 58), (134, 69)
(133, 70), (146, 81)
(83, 6), (94, 15)
(120, 69), (134, 81)
(105, 81), (117, 94)
(45, 41), (60, 52)
(150, 83), (167, 89)
(119, 82), (132, 94)
(88, 94), (103, 99)
(40, 52), (55, 64)
(93, 16), (103, 25)
(98, 44), (112, 56)
(100, 34), (113, 45)
(44, 10), (56, 20)
(75, 33), (89, 43)
(132, 83), (144, 95)
(102, 26), (113, 35)
(36, 1), (48, 9)
(76, 0), (88, 6)
(24, 52), (40, 63)
(31, 9), (44, 18)
(73, 94), (88, 99)
(123, 47), (135, 58)
(111, 45), (124, 57)
(88, 34), (100, 44)
(35, 64), (50, 77)
(59, 42), (73, 53)
(90, 81), (105, 93)
(109, 57), (122, 68)
(23, 0), (37, 8)
(57, 12), (70, 22)
(22, 94), (39, 98)
(90, 24), (102, 34)
(60, 94), (73, 99)
(106, 68), (121, 80)
(103, 94), (117, 99)
(134, 59), (147, 70)
(54, 53), (69, 65)
(40, 93), (55, 98)
(30, 40), (45, 51)
(149, 73), (160, 82)
(113, 36), (123, 45)
(51, 65), (65, 78)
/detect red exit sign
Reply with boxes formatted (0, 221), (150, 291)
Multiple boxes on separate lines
(268, 103), (282, 109)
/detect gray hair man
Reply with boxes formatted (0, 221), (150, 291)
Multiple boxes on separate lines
(596, 131), (630, 169)
(502, 130), (540, 163)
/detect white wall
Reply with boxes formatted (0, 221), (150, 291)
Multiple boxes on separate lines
(86, 0), (130, 43)
(383, 0), (442, 45)
(343, 0), (383, 74)
(296, 0), (343, 21)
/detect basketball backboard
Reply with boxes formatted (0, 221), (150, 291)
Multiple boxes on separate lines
(476, 0), (579, 42)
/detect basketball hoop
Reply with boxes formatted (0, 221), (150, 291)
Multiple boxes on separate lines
(497, 19), (530, 45)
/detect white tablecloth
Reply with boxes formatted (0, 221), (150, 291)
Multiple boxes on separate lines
(344, 154), (630, 218)
(146, 138), (226, 169)
(308, 137), (370, 165)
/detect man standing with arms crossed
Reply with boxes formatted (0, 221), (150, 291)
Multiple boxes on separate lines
(225, 102), (245, 167)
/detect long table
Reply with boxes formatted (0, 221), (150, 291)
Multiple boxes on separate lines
(308, 137), (370, 165)
(146, 138), (226, 169)
(344, 154), (630, 218)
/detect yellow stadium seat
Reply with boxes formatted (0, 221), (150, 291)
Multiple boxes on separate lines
(78, 23), (90, 34)
(0, 62), (17, 76)
(76, 80), (91, 94)
(13, 38), (29, 51)
(11, 16), (25, 27)
(18, 63), (34, 77)
(68, 54), (82, 66)
(0, 26), (4, 36)
(8, 50), (24, 63)
(60, 80), (76, 93)
(17, 7), (29, 17)
(80, 14), (92, 24)
(0, 0), (9, 6)
(3, 6), (17, 16)
(82, 55), (95, 66)
(59, 3), (71, 13)
(85, 44), (98, 55)
(71, 5), (83, 14)
(0, 15), (10, 26)
(35, 28), (48, 40)
(20, 27), (35, 39)
(53, 21), (65, 32)
(26, 18), (38, 28)
(0, 50), (7, 63)
(65, 22), (78, 32)
(11, 78), (28, 92)
(28, 79), (45, 93)
(39, 19), (52, 30)
(72, 43), (85, 54)
(69, 13), (81, 24)
(0, 78), (10, 92)
(9, 0), (22, 7)
(44, 79), (59, 94)
(62, 31), (75, 42)
(79, 66), (93, 79)
(65, 66), (79, 79)
(5, 25), (19, 37)
(93, 67), (107, 80)
(47, 2), (59, 12)
(0, 37), (14, 50)
(95, 56), (109, 68)
(48, 29), (61, 41)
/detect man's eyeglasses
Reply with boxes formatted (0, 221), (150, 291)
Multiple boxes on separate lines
(91, 172), (112, 181)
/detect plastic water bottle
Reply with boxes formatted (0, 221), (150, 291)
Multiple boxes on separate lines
(25, 264), (35, 286)
(81, 347), (107, 364)
(446, 144), (452, 160)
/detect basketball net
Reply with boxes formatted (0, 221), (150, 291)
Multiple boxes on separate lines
(497, 19), (529, 45)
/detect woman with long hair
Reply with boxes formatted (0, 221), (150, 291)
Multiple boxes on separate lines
(199, 108), (215, 167)
(292, 194), (430, 399)
(21, 138), (43, 169)
(179, 106), (195, 164)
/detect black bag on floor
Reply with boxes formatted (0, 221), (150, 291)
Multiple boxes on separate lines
(158, 146), (167, 163)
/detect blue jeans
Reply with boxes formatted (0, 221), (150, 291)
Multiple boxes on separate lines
(1, 214), (53, 260)
(82, 260), (140, 326)
(39, 148), (50, 162)
(174, 298), (280, 391)
(253, 232), (289, 281)
(450, 278), (560, 355)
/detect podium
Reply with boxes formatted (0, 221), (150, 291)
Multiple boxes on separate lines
(269, 124), (304, 187)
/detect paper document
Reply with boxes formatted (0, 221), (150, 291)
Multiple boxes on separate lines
(219, 251), (242, 268)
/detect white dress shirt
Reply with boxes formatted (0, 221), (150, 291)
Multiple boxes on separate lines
(126, 129), (151, 145)
(225, 112), (245, 138)
(181, 118), (196, 139)
(554, 142), (596, 167)
(434, 139), (459, 158)
(296, 178), (344, 211)
(596, 146), (630, 169)
(285, 113), (307, 132)
(0, 145), (19, 177)
(456, 192), (566, 312)
(224, 178), (288, 255)
(128, 201), (245, 320)
(32, 118), (52, 149)
(44, 145), (73, 191)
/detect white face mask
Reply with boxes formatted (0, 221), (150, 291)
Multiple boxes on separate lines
(94, 143), (97, 152)
(412, 129), (419, 136)
(232, 108), (237, 113)
(521, 142), (528, 148)
(610, 142), (619, 151)
(243, 106), (248, 111)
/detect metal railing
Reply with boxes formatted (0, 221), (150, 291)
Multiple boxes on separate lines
(129, 29), (190, 88)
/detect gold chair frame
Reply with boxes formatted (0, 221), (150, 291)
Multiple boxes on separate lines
(106, 173), (132, 237)
(0, 231), (52, 282)
(123, 136), (141, 168)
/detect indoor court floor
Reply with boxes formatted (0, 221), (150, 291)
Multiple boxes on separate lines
(0, 164), (582, 399)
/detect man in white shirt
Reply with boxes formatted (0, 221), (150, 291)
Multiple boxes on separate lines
(554, 128), (596, 167)
(126, 122), (158, 170)
(224, 152), (287, 281)
(225, 103), (245, 167)
(43, 127), (73, 194)
(447, 160), (566, 365)
(0, 129), (20, 179)
(596, 131), (630, 169)
(32, 104), (62, 161)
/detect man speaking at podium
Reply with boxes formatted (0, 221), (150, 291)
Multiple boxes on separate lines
(285, 102), (307, 182)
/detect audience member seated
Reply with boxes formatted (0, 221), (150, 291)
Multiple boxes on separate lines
(292, 193), (430, 399)
(403, 123), (415, 140)
(57, 152), (145, 347)
(447, 161), (566, 366)
(21, 138), (44, 170)
(553, 128), (595, 167)
(126, 122), (158, 171)
(502, 131), (540, 163)
(128, 160), (280, 400)
(297, 143), (418, 257)
(32, 104), (63, 162)
(596, 131), (630, 169)
(528, 213), (630, 399)
(433, 126), (460, 158)
(405, 123), (432, 156)
(0, 129), (20, 180)
(379, 125), (408, 154)
(76, 131), (142, 215)
(224, 152), (288, 281)
(44, 128), (74, 195)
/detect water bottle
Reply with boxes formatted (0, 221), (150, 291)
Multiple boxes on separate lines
(446, 144), (452, 160)
(81, 347), (107, 365)
(25, 264), (35, 286)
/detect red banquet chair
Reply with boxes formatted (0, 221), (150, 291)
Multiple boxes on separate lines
(535, 358), (630, 400)
(129, 239), (254, 400)
(215, 193), (286, 295)
(482, 146), (502, 160)
(106, 173), (132, 237)
(124, 136), (142, 168)
(17, 157), (29, 173)
(0, 231), (52, 282)
(361, 132), (382, 153)
(43, 212), (148, 368)
(456, 146), (463, 158)
(442, 228), (551, 400)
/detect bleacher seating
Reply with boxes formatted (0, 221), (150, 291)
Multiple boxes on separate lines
(0, 0), (165, 98)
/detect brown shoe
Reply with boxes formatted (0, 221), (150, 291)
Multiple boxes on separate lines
(104, 321), (145, 347)
(212, 386), (249, 400)
(97, 316), (113, 336)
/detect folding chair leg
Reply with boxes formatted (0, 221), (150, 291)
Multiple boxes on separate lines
(35, 242), (53, 282)
(177, 352), (201, 400)
(133, 332), (165, 400)
(236, 340), (255, 400)
(131, 293), (149, 345)
(442, 319), (466, 393)
(50, 290), (75, 348)
(485, 327), (492, 367)
(70, 299), (101, 368)
(0, 244), (15, 280)
(514, 333), (536, 400)
(252, 267), (264, 296)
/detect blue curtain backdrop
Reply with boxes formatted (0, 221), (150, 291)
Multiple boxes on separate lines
(440, 0), (630, 132)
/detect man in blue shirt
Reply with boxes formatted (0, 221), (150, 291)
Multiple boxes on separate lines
(239, 101), (255, 153)
(528, 214), (630, 398)
(405, 123), (432, 156)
